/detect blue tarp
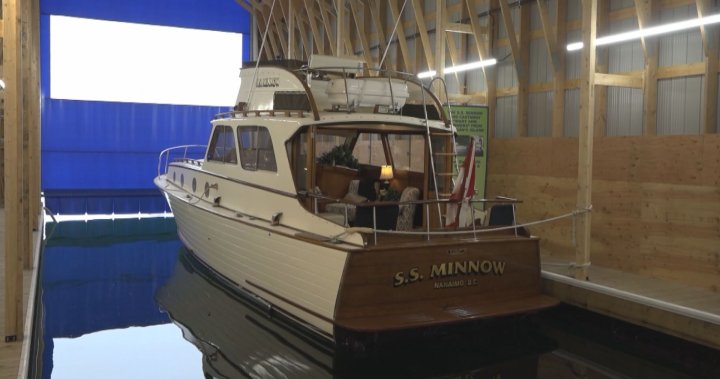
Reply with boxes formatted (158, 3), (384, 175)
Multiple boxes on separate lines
(41, 0), (251, 214)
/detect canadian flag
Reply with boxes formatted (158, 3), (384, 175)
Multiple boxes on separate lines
(445, 137), (476, 228)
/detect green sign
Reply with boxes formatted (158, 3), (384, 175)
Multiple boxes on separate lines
(445, 105), (489, 207)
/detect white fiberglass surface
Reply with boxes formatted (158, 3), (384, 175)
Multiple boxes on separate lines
(50, 15), (242, 106)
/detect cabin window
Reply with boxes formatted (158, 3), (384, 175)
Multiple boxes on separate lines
(207, 125), (237, 164)
(353, 132), (387, 166)
(237, 126), (277, 172)
(389, 134), (425, 172)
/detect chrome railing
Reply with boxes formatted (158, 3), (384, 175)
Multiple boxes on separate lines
(303, 191), (522, 245)
(157, 145), (207, 176)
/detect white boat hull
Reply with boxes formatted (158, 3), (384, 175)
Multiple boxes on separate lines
(161, 178), (349, 337)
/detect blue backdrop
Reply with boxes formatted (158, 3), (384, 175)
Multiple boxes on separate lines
(41, 0), (251, 214)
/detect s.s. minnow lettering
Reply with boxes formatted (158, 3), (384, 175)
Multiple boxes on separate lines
(393, 260), (506, 288)
(256, 77), (280, 87)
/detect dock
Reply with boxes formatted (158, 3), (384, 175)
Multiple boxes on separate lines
(1, 209), (42, 379)
(542, 257), (720, 350)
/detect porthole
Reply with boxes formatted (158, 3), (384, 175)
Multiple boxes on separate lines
(173, 171), (176, 182)
(192, 178), (197, 192)
(180, 174), (185, 188)
(204, 182), (210, 197)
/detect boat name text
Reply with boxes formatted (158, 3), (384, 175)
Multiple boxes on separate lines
(393, 260), (506, 288)
(256, 77), (280, 88)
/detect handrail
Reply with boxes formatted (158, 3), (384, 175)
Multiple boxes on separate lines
(157, 144), (207, 176)
(302, 190), (529, 244)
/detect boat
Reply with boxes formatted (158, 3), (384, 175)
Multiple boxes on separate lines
(154, 54), (558, 346)
(156, 248), (551, 377)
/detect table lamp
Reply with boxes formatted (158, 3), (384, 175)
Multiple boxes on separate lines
(379, 165), (393, 189)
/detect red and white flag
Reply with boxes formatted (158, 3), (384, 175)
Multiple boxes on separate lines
(445, 137), (477, 228)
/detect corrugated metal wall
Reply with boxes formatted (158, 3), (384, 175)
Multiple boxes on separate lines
(657, 4), (705, 135)
(427, 0), (716, 138)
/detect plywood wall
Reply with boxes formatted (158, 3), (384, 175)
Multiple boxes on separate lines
(487, 135), (720, 291)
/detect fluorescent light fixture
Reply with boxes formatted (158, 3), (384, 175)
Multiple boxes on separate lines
(567, 13), (720, 51)
(417, 58), (497, 78)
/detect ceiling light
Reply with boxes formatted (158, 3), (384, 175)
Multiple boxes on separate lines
(417, 58), (497, 78)
(567, 13), (720, 51)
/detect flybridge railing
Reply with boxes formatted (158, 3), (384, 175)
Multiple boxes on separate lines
(295, 65), (451, 126)
(157, 145), (207, 176)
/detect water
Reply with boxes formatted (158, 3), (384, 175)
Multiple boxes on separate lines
(30, 219), (719, 379)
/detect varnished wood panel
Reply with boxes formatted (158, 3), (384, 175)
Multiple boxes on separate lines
(334, 236), (558, 331)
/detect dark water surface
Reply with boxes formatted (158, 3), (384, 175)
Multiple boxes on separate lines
(30, 218), (720, 379)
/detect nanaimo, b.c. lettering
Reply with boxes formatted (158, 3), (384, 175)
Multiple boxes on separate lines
(393, 260), (506, 288)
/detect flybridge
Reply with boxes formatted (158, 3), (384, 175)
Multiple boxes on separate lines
(233, 55), (446, 125)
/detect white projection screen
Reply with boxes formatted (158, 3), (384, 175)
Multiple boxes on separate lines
(50, 16), (243, 106)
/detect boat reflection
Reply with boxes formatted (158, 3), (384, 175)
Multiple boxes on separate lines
(156, 248), (557, 378)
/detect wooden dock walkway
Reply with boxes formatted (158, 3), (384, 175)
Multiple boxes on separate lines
(1, 209), (42, 379)
(542, 257), (720, 350)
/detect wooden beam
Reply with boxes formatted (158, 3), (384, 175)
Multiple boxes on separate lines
(464, 0), (490, 93)
(594, 0), (609, 137)
(435, 0), (446, 97)
(552, 0), (567, 137)
(317, 0), (336, 55)
(259, 6), (281, 59)
(411, 0), (435, 71)
(286, 0), (296, 59)
(293, 1), (311, 59)
(349, 1), (374, 65)
(499, 0), (529, 136)
(30, 0), (41, 232)
(576, 0), (597, 281)
(594, 72), (644, 88)
(635, 0), (658, 136)
(656, 61), (706, 78)
(517, 3), (530, 137)
(697, 0), (719, 134)
(446, 22), (473, 34)
(486, 0), (498, 137)
(302, 0), (324, 54)
(270, 3), (288, 58)
(4, 0), (26, 341)
(368, 0), (387, 67)
(336, 0), (345, 55)
(389, 0), (412, 72)
(536, 0), (559, 72)
(21, 0), (32, 270)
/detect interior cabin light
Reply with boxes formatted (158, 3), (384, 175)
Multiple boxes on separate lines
(417, 58), (498, 79)
(567, 13), (720, 51)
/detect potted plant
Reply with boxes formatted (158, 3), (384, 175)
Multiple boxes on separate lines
(317, 144), (359, 169)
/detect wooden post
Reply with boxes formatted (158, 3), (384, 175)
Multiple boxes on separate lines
(576, 0), (597, 281)
(30, 0), (41, 233)
(434, 0), (446, 98)
(635, 0), (658, 136)
(594, 0), (609, 137)
(336, 0), (345, 55)
(499, 0), (528, 137)
(4, 0), (25, 341)
(486, 0), (498, 138)
(20, 0), (32, 270)
(697, 0), (719, 134)
(286, 0), (295, 59)
(389, 0), (412, 72)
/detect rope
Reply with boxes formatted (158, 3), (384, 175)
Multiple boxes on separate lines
(366, 205), (593, 236)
